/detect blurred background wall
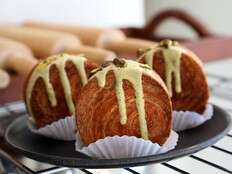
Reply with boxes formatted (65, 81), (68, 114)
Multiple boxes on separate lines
(145, 0), (231, 38)
(0, 0), (145, 27)
(0, 0), (231, 38)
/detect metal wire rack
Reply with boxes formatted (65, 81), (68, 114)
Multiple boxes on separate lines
(0, 58), (232, 174)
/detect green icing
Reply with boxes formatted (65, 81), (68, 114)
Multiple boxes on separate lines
(90, 59), (154, 140)
(26, 54), (88, 119)
(142, 40), (182, 97)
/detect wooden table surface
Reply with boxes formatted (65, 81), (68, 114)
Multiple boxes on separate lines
(1, 37), (232, 105)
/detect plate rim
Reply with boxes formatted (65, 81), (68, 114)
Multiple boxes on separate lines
(4, 104), (232, 168)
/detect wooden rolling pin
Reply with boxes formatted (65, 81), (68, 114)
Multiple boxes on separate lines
(0, 25), (116, 64)
(0, 37), (37, 77)
(24, 21), (156, 54)
(66, 45), (116, 64)
(0, 69), (10, 89)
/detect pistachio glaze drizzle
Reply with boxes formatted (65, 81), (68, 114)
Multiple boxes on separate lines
(140, 40), (182, 96)
(26, 54), (88, 119)
(90, 58), (153, 140)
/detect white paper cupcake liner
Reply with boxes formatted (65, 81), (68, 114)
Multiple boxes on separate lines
(28, 115), (76, 141)
(172, 104), (213, 131)
(75, 130), (178, 159)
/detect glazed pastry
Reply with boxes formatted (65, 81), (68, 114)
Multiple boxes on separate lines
(76, 58), (172, 145)
(137, 40), (209, 113)
(24, 54), (98, 128)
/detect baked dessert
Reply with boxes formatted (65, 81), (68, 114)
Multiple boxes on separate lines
(76, 58), (172, 145)
(137, 40), (209, 113)
(24, 54), (98, 128)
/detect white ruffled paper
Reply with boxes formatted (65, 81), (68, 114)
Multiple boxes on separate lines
(28, 115), (76, 141)
(75, 130), (178, 159)
(172, 104), (213, 131)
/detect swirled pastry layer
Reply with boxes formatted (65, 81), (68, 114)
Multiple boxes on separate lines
(24, 54), (98, 128)
(76, 59), (172, 145)
(137, 40), (209, 113)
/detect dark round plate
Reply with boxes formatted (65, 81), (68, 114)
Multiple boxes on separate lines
(4, 105), (231, 169)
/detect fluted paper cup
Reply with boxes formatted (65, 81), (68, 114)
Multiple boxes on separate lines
(172, 104), (213, 131)
(28, 115), (76, 140)
(75, 130), (178, 159)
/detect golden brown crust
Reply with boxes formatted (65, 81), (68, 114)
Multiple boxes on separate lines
(24, 59), (98, 128)
(76, 71), (172, 145)
(138, 50), (209, 113)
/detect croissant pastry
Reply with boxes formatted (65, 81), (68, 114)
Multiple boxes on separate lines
(76, 58), (172, 145)
(137, 40), (209, 113)
(24, 54), (98, 128)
